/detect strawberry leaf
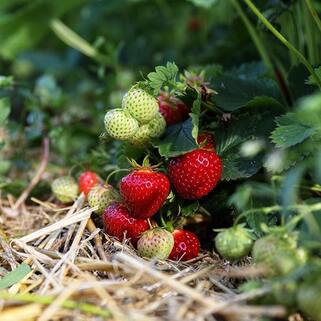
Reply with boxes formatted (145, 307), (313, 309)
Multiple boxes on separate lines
(211, 75), (282, 112)
(271, 114), (314, 149)
(215, 111), (276, 180)
(152, 118), (198, 158)
(146, 62), (179, 95)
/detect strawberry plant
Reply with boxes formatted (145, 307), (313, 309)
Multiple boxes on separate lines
(1, 1), (321, 320)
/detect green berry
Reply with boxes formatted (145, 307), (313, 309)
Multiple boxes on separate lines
(122, 88), (158, 124)
(128, 112), (166, 146)
(148, 112), (166, 138)
(252, 233), (307, 276)
(128, 125), (151, 146)
(214, 225), (253, 261)
(297, 281), (321, 321)
(51, 176), (78, 203)
(88, 184), (119, 214)
(137, 228), (174, 260)
(104, 109), (139, 140)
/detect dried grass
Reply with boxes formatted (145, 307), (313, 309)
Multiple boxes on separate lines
(0, 194), (289, 321)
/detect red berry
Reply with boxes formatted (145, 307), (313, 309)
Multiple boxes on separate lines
(169, 230), (200, 261)
(158, 100), (182, 126)
(168, 149), (222, 200)
(103, 203), (149, 246)
(120, 168), (170, 219)
(176, 101), (190, 119)
(187, 18), (201, 32)
(157, 92), (190, 126)
(78, 171), (98, 196)
(197, 133), (215, 150)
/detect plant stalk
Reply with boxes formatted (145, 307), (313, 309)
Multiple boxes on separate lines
(0, 291), (112, 317)
(230, 0), (273, 72)
(243, 0), (321, 89)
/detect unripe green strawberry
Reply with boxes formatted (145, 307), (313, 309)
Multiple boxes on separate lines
(122, 88), (158, 124)
(128, 125), (151, 146)
(51, 176), (78, 203)
(128, 112), (166, 146)
(214, 225), (253, 261)
(137, 228), (174, 260)
(104, 109), (139, 140)
(148, 112), (166, 137)
(252, 234), (307, 276)
(88, 184), (120, 214)
(297, 281), (321, 321)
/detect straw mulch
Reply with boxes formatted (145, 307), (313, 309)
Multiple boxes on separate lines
(0, 192), (295, 321)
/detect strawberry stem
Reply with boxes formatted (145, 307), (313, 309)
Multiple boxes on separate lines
(105, 168), (130, 185)
(127, 155), (162, 171)
(68, 162), (86, 177)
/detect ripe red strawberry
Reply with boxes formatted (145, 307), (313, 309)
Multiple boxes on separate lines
(78, 171), (99, 196)
(103, 203), (149, 246)
(157, 92), (189, 126)
(120, 164), (170, 219)
(176, 100), (190, 120)
(168, 149), (222, 200)
(158, 100), (182, 126)
(169, 230), (200, 261)
(197, 132), (215, 150)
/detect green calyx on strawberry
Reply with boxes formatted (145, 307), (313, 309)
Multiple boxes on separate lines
(128, 112), (166, 146)
(252, 233), (307, 276)
(157, 91), (190, 126)
(88, 184), (120, 214)
(104, 109), (139, 140)
(103, 202), (149, 246)
(137, 227), (174, 260)
(214, 225), (254, 261)
(169, 229), (200, 261)
(51, 176), (79, 203)
(168, 147), (222, 200)
(182, 70), (217, 101)
(120, 157), (170, 219)
(197, 132), (215, 150)
(122, 86), (159, 124)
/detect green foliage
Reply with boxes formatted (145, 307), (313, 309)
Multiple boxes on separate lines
(152, 118), (198, 158)
(271, 113), (315, 149)
(0, 98), (10, 125)
(211, 75), (282, 112)
(0, 263), (32, 289)
(146, 62), (179, 95)
(1, 0), (321, 314)
(215, 111), (276, 180)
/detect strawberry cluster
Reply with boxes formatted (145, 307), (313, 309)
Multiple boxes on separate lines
(51, 85), (223, 262)
(104, 87), (166, 146)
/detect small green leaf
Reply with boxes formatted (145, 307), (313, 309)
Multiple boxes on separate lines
(152, 118), (198, 158)
(0, 98), (10, 125)
(0, 263), (32, 289)
(271, 114), (315, 149)
(181, 202), (199, 217)
(146, 62), (179, 95)
(0, 75), (14, 88)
